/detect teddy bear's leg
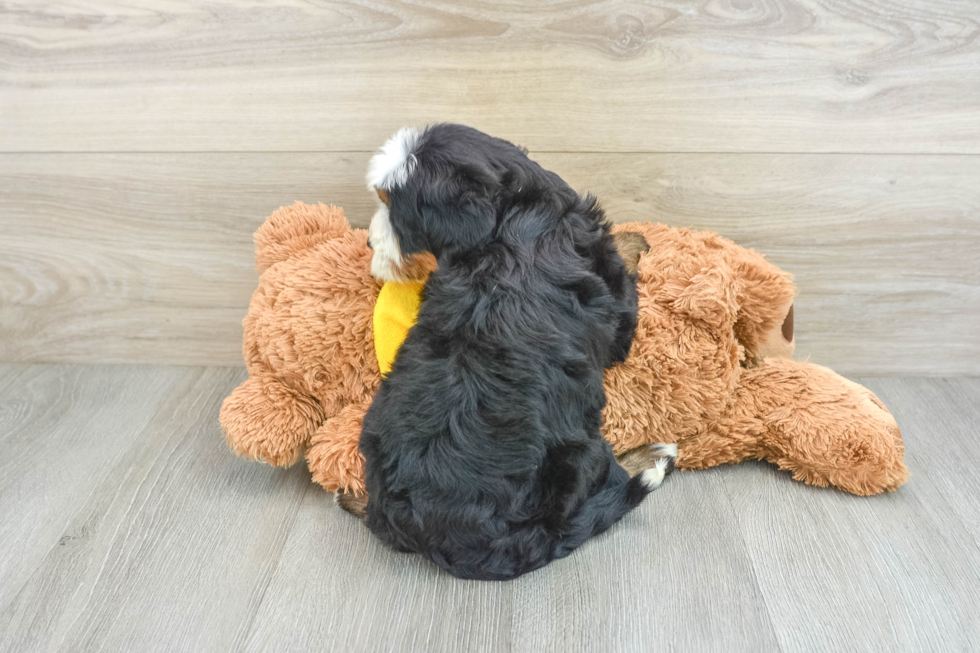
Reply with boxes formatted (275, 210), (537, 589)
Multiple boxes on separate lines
(719, 359), (909, 495)
(673, 420), (766, 471)
(823, 371), (909, 494)
(219, 375), (325, 467)
(306, 399), (371, 496)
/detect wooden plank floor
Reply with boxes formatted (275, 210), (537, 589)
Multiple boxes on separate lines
(1, 365), (977, 653)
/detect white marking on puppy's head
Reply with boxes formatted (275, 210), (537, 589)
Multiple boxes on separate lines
(367, 127), (422, 190)
(366, 127), (423, 282)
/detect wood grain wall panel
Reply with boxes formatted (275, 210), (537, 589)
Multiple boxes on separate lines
(2, 152), (975, 373)
(1, 1), (978, 153)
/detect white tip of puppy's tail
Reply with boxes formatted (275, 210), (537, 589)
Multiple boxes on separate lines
(638, 443), (678, 490)
(639, 460), (669, 490)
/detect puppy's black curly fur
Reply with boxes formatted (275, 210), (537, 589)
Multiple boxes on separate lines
(360, 124), (666, 580)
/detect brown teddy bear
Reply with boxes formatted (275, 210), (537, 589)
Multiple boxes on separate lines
(220, 202), (908, 497)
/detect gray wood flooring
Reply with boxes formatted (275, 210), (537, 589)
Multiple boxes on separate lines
(0, 365), (977, 652)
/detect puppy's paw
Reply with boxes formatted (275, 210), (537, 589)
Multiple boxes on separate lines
(335, 490), (368, 519)
(616, 442), (678, 478)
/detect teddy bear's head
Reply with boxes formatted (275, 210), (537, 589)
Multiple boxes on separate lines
(243, 203), (381, 415)
(601, 222), (796, 452)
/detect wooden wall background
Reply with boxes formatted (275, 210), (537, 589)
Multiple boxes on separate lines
(1, 1), (977, 375)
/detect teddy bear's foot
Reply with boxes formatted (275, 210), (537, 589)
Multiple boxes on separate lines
(219, 375), (324, 467)
(776, 370), (909, 496)
(743, 359), (909, 496)
(617, 442), (678, 479)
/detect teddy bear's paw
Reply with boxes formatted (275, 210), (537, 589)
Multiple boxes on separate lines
(219, 376), (324, 467)
(617, 442), (678, 480)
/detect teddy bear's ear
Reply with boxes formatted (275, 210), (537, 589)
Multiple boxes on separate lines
(611, 232), (650, 275)
(254, 202), (352, 273)
(726, 246), (797, 364)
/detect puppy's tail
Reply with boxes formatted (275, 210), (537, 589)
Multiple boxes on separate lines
(551, 444), (675, 559)
(428, 443), (676, 581)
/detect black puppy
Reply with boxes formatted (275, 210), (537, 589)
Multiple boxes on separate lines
(355, 124), (674, 580)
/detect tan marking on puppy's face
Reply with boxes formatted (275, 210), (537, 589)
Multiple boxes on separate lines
(399, 252), (438, 282)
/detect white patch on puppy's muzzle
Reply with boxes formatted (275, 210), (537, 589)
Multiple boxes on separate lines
(368, 203), (406, 282)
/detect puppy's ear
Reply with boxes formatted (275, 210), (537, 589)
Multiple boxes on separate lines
(421, 188), (495, 256)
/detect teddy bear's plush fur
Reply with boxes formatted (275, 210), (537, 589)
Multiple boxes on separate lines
(220, 202), (908, 497)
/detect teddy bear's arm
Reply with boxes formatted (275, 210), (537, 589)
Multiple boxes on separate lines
(219, 374), (325, 467)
